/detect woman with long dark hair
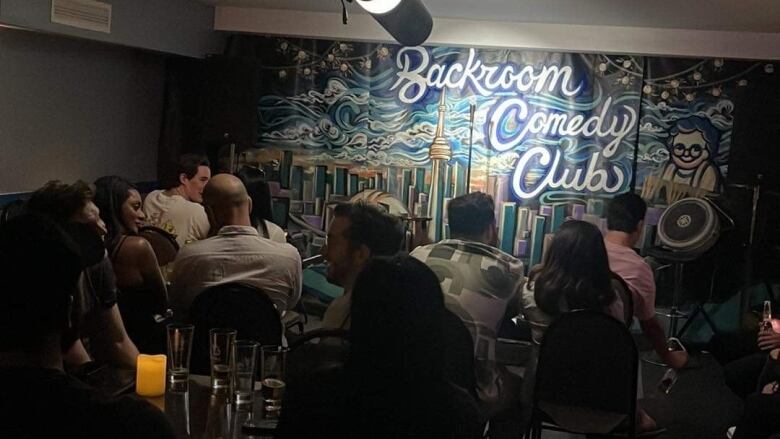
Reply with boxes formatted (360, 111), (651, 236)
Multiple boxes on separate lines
(523, 220), (619, 339)
(94, 176), (168, 353)
(522, 220), (658, 432)
(235, 166), (286, 243)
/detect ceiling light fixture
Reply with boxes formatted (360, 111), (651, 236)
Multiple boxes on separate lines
(349, 0), (433, 47)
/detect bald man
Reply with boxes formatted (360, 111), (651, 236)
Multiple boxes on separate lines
(169, 174), (302, 318)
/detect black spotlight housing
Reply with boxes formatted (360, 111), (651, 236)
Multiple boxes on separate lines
(355, 0), (433, 47)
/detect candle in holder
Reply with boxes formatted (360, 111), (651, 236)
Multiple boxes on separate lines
(136, 354), (167, 397)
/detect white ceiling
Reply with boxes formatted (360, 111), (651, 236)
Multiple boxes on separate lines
(199, 0), (780, 33)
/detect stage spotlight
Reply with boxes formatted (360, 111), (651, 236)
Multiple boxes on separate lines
(354, 0), (433, 47)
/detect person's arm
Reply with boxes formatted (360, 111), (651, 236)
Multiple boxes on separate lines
(125, 236), (169, 311)
(63, 339), (92, 369)
(87, 305), (139, 369)
(287, 249), (303, 310)
(640, 317), (688, 369)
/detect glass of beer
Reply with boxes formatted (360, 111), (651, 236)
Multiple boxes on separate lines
(260, 346), (288, 417)
(209, 328), (237, 391)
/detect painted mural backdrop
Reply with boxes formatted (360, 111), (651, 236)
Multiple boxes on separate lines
(250, 36), (768, 262)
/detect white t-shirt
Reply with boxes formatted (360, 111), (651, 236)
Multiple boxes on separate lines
(143, 190), (209, 248)
(170, 225), (302, 317)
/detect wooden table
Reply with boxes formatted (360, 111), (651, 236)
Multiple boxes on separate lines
(144, 375), (277, 439)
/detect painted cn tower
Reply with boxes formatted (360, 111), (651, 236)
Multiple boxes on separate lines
(427, 88), (451, 242)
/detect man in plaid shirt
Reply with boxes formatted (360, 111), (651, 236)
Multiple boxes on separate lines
(411, 192), (525, 413)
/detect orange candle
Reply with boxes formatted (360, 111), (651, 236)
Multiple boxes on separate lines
(136, 354), (167, 397)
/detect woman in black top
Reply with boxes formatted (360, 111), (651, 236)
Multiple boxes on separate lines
(94, 176), (168, 353)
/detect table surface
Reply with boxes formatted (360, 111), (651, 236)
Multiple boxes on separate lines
(144, 375), (277, 439)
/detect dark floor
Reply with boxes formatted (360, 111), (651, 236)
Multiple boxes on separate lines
(299, 290), (746, 439)
(640, 351), (742, 439)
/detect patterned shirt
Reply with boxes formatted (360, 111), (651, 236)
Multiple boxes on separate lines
(411, 239), (525, 405)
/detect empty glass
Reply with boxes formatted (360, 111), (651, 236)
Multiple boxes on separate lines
(209, 328), (237, 391)
(166, 323), (194, 392)
(231, 340), (259, 411)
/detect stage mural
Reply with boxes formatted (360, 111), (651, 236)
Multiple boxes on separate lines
(246, 36), (769, 266)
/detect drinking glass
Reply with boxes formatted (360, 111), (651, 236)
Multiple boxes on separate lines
(209, 328), (237, 391)
(260, 346), (288, 417)
(166, 323), (194, 392)
(231, 340), (259, 411)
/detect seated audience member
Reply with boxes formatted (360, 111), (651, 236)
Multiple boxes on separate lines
(143, 153), (211, 247)
(27, 181), (139, 370)
(731, 348), (780, 439)
(0, 214), (175, 439)
(411, 192), (525, 410)
(278, 256), (482, 439)
(522, 220), (657, 432)
(724, 320), (780, 400)
(170, 174), (302, 318)
(320, 202), (405, 330)
(235, 166), (286, 243)
(95, 176), (169, 353)
(605, 193), (688, 369)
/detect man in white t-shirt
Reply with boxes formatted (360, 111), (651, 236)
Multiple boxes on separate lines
(170, 174), (302, 318)
(605, 192), (688, 369)
(143, 154), (211, 247)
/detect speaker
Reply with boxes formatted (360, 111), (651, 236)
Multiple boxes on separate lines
(729, 73), (780, 190)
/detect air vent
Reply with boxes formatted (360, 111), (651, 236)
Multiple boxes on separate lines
(51, 0), (112, 34)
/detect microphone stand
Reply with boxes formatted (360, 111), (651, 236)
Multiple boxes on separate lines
(466, 103), (475, 194)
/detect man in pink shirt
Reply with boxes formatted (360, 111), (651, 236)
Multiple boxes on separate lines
(605, 193), (688, 369)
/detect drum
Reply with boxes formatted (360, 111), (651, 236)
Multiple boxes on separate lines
(657, 197), (720, 254)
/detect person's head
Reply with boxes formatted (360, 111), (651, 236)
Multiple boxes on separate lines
(235, 166), (273, 228)
(531, 220), (614, 316)
(607, 192), (647, 244)
(322, 202), (404, 290)
(163, 154), (211, 203)
(349, 255), (445, 383)
(667, 116), (720, 172)
(202, 173), (252, 231)
(0, 214), (82, 354)
(93, 176), (145, 247)
(27, 180), (107, 238)
(447, 192), (497, 246)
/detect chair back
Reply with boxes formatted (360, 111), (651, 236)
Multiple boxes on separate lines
(610, 272), (634, 327)
(0, 200), (26, 226)
(441, 308), (478, 399)
(188, 282), (283, 375)
(533, 309), (637, 435)
(139, 225), (179, 266)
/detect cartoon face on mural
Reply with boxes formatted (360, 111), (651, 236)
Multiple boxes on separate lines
(660, 116), (721, 192)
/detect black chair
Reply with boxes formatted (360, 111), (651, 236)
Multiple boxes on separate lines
(188, 282), (283, 375)
(528, 310), (638, 439)
(611, 272), (635, 327)
(0, 200), (25, 226)
(139, 225), (179, 267)
(441, 308), (478, 399)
